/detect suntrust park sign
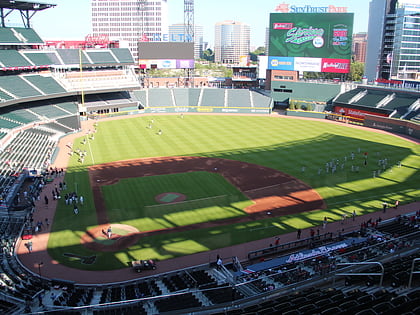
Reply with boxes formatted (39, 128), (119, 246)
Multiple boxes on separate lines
(275, 2), (347, 13)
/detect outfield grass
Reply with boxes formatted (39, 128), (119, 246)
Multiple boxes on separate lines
(48, 115), (420, 270)
(102, 172), (252, 231)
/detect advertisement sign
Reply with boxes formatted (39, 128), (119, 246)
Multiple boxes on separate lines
(268, 13), (353, 73)
(268, 56), (294, 70)
(294, 57), (321, 72)
(321, 58), (350, 73)
(275, 3), (348, 13)
(334, 106), (389, 119)
(139, 59), (194, 69)
(176, 59), (195, 69)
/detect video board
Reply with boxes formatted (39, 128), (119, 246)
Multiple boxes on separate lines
(138, 42), (194, 69)
(268, 13), (353, 73)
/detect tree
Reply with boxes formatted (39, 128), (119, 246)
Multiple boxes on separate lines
(202, 48), (214, 62)
(349, 61), (365, 82)
(249, 46), (266, 62)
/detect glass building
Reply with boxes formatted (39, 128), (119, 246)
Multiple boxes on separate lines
(214, 21), (250, 64)
(168, 23), (204, 59)
(365, 0), (420, 81)
(91, 0), (169, 61)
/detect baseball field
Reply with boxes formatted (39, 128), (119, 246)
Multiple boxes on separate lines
(47, 115), (420, 271)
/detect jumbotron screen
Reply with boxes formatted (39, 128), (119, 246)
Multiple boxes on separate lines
(268, 13), (354, 73)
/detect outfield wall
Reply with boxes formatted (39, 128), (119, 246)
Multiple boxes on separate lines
(364, 114), (420, 139)
(143, 106), (271, 114)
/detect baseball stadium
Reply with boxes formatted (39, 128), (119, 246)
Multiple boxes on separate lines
(0, 1), (419, 314)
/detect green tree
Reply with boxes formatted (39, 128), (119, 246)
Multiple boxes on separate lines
(349, 61), (365, 82)
(249, 46), (266, 62)
(202, 48), (214, 62)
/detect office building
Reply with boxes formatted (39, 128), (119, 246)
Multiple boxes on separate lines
(91, 0), (169, 60)
(352, 32), (367, 63)
(214, 21), (250, 64)
(365, 0), (420, 81)
(168, 23), (204, 59)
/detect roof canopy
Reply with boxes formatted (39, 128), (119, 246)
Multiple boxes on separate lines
(0, 0), (56, 28)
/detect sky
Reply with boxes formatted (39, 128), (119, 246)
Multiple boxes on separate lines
(12, 0), (370, 48)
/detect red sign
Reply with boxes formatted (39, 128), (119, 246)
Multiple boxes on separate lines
(334, 106), (389, 120)
(321, 58), (350, 73)
(273, 23), (294, 30)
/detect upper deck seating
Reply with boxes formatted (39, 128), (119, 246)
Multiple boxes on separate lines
(0, 27), (43, 45)
(24, 75), (66, 95)
(21, 51), (54, 66)
(0, 76), (42, 98)
(110, 48), (135, 64)
(85, 51), (117, 64)
(0, 50), (32, 68)
(56, 49), (90, 65)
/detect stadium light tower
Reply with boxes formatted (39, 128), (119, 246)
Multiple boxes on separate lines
(184, 0), (194, 43)
(184, 0), (194, 85)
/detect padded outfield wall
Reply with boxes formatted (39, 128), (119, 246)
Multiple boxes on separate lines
(364, 114), (420, 140)
(142, 106), (272, 114)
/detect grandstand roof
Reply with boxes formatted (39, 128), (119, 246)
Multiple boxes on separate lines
(0, 0), (55, 11)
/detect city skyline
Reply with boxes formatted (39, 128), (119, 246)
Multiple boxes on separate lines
(20, 0), (370, 49)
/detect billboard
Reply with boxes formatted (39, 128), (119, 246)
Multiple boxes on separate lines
(138, 59), (194, 69)
(138, 42), (194, 60)
(268, 13), (353, 73)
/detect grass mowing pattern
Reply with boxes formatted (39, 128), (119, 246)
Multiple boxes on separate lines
(102, 172), (251, 231)
(48, 115), (420, 270)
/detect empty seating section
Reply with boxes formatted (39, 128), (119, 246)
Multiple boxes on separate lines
(0, 76), (42, 98)
(41, 121), (73, 133)
(188, 88), (201, 106)
(132, 90), (147, 107)
(24, 75), (66, 94)
(0, 50), (32, 68)
(201, 89), (225, 106)
(202, 284), (244, 304)
(227, 89), (252, 107)
(148, 88), (173, 106)
(0, 27), (43, 44)
(252, 92), (272, 107)
(0, 89), (13, 102)
(1, 108), (38, 124)
(21, 51), (53, 66)
(335, 87), (365, 103)
(110, 48), (135, 64)
(0, 128), (56, 173)
(354, 90), (387, 107)
(154, 293), (201, 313)
(97, 91), (133, 105)
(85, 51), (117, 64)
(384, 96), (418, 109)
(29, 103), (69, 119)
(172, 88), (190, 106)
(0, 116), (21, 129)
(57, 49), (90, 65)
(55, 101), (78, 114)
(56, 115), (80, 131)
